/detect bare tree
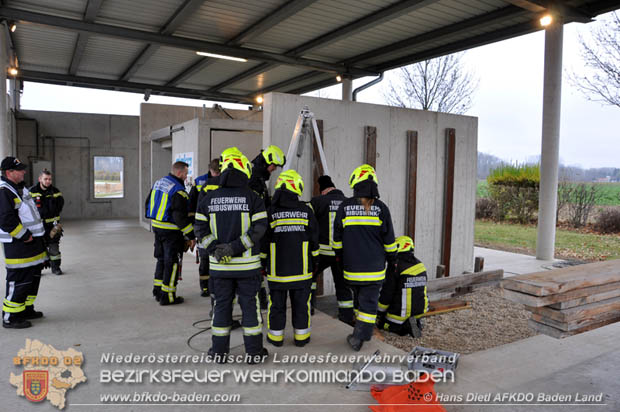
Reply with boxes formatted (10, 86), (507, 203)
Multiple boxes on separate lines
(571, 12), (620, 108)
(382, 53), (478, 114)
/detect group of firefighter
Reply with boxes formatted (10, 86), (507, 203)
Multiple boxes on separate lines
(146, 145), (429, 363)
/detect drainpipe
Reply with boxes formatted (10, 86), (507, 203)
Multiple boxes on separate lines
(352, 73), (384, 102)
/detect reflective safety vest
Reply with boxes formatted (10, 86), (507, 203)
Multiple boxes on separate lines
(146, 175), (186, 229)
(0, 183), (45, 243)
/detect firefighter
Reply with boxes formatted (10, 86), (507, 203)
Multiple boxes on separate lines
(264, 170), (319, 347)
(195, 148), (268, 364)
(333, 164), (397, 351)
(145, 161), (196, 305)
(29, 169), (64, 275)
(0, 157), (47, 329)
(248, 145), (286, 310)
(310, 175), (353, 324)
(376, 236), (428, 338)
(189, 158), (220, 297)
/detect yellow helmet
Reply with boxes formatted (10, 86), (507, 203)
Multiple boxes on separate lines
(220, 148), (252, 179)
(395, 236), (414, 253)
(262, 145), (286, 167)
(349, 164), (378, 188)
(275, 169), (304, 197)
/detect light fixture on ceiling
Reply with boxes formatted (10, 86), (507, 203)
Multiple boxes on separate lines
(8, 67), (18, 76)
(540, 14), (553, 27)
(196, 51), (247, 62)
(256, 96), (264, 104)
(9, 22), (17, 32)
(336, 75), (342, 82)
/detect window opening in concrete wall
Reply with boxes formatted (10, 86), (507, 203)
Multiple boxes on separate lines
(94, 156), (124, 199)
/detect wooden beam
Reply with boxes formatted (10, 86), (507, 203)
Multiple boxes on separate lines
(406, 130), (418, 241)
(529, 315), (620, 339)
(527, 296), (620, 323)
(441, 128), (456, 277)
(427, 269), (504, 292)
(364, 126), (377, 168)
(423, 298), (471, 317)
(501, 280), (620, 308)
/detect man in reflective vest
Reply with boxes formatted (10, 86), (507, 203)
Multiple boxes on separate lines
(145, 161), (196, 305)
(30, 169), (64, 275)
(0, 157), (47, 329)
(195, 148), (268, 364)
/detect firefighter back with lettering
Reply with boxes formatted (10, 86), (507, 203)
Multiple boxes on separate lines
(195, 148), (268, 363)
(333, 164), (397, 351)
(264, 170), (319, 347)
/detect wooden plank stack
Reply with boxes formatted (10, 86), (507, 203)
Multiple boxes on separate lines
(428, 269), (504, 301)
(501, 260), (620, 338)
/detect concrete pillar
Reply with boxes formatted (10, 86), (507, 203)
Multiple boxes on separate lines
(536, 21), (563, 260)
(0, 29), (9, 159)
(342, 78), (352, 101)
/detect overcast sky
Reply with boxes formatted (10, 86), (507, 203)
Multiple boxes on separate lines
(20, 16), (619, 170)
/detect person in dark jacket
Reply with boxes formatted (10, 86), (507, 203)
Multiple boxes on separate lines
(377, 236), (428, 338)
(189, 158), (220, 297)
(248, 145), (286, 310)
(30, 169), (64, 275)
(333, 164), (397, 351)
(145, 161), (196, 305)
(310, 175), (353, 324)
(0, 157), (47, 329)
(264, 169), (319, 347)
(195, 148), (268, 364)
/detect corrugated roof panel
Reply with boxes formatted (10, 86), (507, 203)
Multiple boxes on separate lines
(176, 60), (267, 89)
(13, 23), (77, 72)
(131, 46), (198, 82)
(246, 0), (396, 53)
(174, 0), (286, 44)
(225, 65), (312, 92)
(76, 35), (146, 78)
(224, 72), (334, 96)
(96, 0), (186, 32)
(6, 0), (86, 18)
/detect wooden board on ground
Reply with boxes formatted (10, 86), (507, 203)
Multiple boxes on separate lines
(428, 270), (503, 292)
(422, 298), (471, 317)
(501, 281), (620, 308)
(527, 296), (620, 322)
(548, 287), (620, 310)
(530, 310), (620, 332)
(501, 260), (620, 297)
(428, 280), (500, 301)
(528, 316), (620, 339)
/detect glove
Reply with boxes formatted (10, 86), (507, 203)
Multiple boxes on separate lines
(50, 223), (63, 240)
(212, 243), (234, 263)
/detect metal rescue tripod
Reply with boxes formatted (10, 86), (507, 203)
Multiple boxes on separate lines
(282, 106), (330, 176)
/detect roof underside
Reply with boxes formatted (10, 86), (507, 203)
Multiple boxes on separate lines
(2, 0), (619, 104)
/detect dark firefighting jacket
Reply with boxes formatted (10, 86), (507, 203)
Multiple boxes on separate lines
(194, 169), (267, 278)
(248, 155), (271, 209)
(29, 183), (64, 230)
(263, 189), (319, 289)
(310, 188), (345, 257)
(378, 252), (429, 322)
(144, 174), (195, 239)
(333, 196), (397, 283)
(188, 172), (219, 218)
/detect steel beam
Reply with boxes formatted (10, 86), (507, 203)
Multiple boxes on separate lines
(69, 0), (104, 75)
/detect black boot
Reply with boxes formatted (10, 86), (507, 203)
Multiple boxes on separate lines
(2, 316), (32, 329)
(23, 306), (44, 320)
(159, 296), (184, 305)
(153, 287), (161, 302)
(51, 260), (63, 275)
(346, 334), (363, 352)
(207, 348), (228, 364)
(246, 348), (268, 365)
(408, 317), (422, 338)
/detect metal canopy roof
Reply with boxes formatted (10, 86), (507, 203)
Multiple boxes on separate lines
(1, 0), (618, 104)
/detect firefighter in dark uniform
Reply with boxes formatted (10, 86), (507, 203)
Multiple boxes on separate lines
(145, 161), (196, 305)
(333, 164), (397, 351)
(377, 236), (428, 338)
(29, 169), (64, 275)
(0, 157), (47, 329)
(189, 158), (220, 297)
(310, 175), (353, 324)
(248, 145), (286, 310)
(195, 148), (268, 364)
(264, 170), (319, 347)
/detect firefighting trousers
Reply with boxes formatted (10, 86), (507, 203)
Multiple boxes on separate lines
(267, 285), (312, 345)
(211, 276), (263, 355)
(3, 264), (42, 323)
(198, 248), (210, 293)
(376, 316), (412, 336)
(45, 237), (61, 270)
(349, 282), (383, 341)
(153, 229), (185, 303)
(314, 255), (354, 322)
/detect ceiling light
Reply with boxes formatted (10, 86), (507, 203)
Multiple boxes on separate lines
(196, 51), (247, 62)
(540, 15), (553, 27)
(8, 67), (18, 76)
(256, 96), (263, 104)
(336, 75), (342, 82)
(10, 23), (17, 33)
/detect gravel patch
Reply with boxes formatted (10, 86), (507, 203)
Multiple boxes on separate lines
(380, 286), (537, 355)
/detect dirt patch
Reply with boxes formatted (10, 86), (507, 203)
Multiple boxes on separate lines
(379, 286), (537, 355)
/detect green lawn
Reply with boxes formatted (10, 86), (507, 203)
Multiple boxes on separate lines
(475, 219), (620, 261)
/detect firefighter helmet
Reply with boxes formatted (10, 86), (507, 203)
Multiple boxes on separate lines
(349, 164), (378, 188)
(395, 235), (415, 253)
(275, 169), (304, 197)
(262, 145), (286, 167)
(220, 148), (252, 179)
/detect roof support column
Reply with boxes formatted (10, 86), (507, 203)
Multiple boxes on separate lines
(536, 20), (563, 260)
(0, 28), (10, 159)
(341, 77), (352, 101)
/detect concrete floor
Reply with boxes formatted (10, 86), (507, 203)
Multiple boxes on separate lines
(474, 246), (564, 277)
(1, 219), (617, 411)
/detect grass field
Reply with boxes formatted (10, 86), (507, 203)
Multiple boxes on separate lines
(475, 219), (620, 261)
(477, 181), (620, 206)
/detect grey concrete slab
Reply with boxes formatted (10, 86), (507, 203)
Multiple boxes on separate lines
(474, 246), (564, 277)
